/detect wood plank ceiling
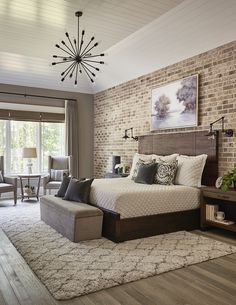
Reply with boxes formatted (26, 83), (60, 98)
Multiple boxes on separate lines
(0, 0), (183, 93)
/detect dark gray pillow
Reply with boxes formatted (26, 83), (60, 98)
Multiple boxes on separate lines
(134, 163), (157, 184)
(55, 176), (71, 198)
(0, 170), (4, 183)
(63, 178), (94, 203)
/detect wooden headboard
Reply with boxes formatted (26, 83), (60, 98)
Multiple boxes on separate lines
(138, 131), (218, 186)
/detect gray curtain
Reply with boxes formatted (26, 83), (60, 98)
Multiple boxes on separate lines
(65, 100), (79, 178)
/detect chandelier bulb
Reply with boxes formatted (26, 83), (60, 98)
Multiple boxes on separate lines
(94, 42), (98, 47)
(55, 44), (60, 48)
(100, 53), (104, 56)
(96, 68), (100, 71)
(100, 61), (104, 64)
(82, 30), (85, 35)
(52, 62), (56, 65)
(61, 78), (65, 82)
(65, 32), (69, 37)
(91, 37), (94, 41)
(53, 55), (57, 58)
(61, 40), (65, 45)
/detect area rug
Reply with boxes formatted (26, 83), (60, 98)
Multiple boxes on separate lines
(0, 203), (236, 300)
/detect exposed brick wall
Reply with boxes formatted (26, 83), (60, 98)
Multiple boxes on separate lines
(94, 41), (236, 179)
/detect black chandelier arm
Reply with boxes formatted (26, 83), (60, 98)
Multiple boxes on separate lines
(61, 40), (76, 56)
(81, 42), (98, 57)
(52, 58), (75, 66)
(83, 59), (104, 64)
(82, 61), (99, 71)
(81, 62), (95, 77)
(65, 33), (77, 55)
(69, 62), (77, 78)
(75, 64), (79, 85)
(78, 63), (82, 73)
(80, 37), (94, 57)
(61, 61), (77, 76)
(61, 62), (77, 81)
(53, 55), (72, 59)
(78, 30), (85, 54)
(83, 53), (104, 58)
(81, 63), (94, 82)
(55, 44), (75, 57)
(73, 39), (78, 54)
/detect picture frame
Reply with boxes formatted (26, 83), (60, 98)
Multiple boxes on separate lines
(151, 74), (198, 130)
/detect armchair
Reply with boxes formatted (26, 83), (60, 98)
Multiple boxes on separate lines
(0, 156), (17, 205)
(43, 155), (72, 195)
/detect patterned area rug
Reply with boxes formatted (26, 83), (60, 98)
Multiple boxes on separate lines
(0, 202), (236, 300)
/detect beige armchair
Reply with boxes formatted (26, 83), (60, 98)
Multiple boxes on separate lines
(43, 155), (72, 195)
(0, 156), (17, 205)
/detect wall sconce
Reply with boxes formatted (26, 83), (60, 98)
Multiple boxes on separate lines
(122, 127), (138, 141)
(205, 116), (233, 139)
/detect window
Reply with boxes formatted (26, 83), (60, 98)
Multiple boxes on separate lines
(0, 120), (65, 174)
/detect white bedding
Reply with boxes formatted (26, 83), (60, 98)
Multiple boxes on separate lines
(90, 178), (200, 219)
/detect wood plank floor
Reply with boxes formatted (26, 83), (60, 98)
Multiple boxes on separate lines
(0, 228), (235, 305)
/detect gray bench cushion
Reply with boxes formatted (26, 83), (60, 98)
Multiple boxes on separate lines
(40, 195), (102, 218)
(40, 195), (103, 242)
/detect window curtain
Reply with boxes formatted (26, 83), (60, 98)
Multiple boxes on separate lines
(65, 100), (79, 178)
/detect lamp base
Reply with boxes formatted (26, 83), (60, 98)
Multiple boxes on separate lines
(26, 160), (33, 175)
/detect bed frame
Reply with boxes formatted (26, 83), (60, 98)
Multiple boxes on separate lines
(101, 131), (218, 242)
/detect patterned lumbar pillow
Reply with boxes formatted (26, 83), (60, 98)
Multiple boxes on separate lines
(154, 160), (178, 185)
(50, 169), (69, 181)
(131, 159), (155, 180)
(0, 170), (4, 183)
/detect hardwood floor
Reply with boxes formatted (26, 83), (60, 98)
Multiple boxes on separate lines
(0, 228), (235, 305)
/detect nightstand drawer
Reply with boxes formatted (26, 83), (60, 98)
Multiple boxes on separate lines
(203, 190), (232, 201)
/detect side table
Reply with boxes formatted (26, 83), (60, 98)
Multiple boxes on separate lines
(18, 174), (41, 201)
(105, 173), (129, 178)
(200, 186), (236, 233)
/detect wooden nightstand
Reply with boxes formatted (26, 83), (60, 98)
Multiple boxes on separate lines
(201, 186), (236, 233)
(105, 173), (129, 178)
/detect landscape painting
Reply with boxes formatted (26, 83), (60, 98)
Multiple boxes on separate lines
(151, 75), (198, 130)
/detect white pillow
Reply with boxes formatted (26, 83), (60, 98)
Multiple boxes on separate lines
(152, 153), (179, 162)
(175, 154), (208, 187)
(129, 153), (152, 178)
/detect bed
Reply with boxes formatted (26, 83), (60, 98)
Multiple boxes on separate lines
(91, 131), (218, 242)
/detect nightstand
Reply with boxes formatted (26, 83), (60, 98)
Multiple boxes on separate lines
(105, 173), (129, 178)
(200, 186), (236, 233)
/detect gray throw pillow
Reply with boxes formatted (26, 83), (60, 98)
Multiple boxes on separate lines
(0, 170), (4, 183)
(132, 159), (156, 180)
(154, 160), (178, 185)
(63, 178), (94, 203)
(55, 176), (71, 198)
(50, 169), (69, 181)
(134, 163), (157, 184)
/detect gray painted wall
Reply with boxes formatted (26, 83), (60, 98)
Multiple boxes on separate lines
(0, 83), (94, 178)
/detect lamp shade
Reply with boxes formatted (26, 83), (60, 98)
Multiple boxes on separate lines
(22, 147), (37, 158)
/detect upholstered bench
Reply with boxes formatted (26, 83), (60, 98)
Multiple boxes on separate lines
(40, 195), (103, 242)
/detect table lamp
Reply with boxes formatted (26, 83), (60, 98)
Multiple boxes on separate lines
(22, 147), (37, 174)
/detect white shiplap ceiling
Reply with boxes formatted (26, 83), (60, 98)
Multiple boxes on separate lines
(0, 0), (235, 94)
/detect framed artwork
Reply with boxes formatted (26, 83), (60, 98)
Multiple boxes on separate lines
(151, 74), (198, 130)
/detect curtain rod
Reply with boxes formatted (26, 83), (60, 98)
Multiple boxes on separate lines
(0, 91), (77, 102)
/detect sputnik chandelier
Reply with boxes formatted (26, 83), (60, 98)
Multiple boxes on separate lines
(52, 11), (104, 85)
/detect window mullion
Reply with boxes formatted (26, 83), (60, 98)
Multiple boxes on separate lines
(37, 123), (41, 173)
(5, 121), (11, 174)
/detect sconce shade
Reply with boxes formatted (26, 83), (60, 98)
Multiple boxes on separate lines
(22, 147), (37, 158)
(122, 127), (138, 141)
(205, 116), (233, 138)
